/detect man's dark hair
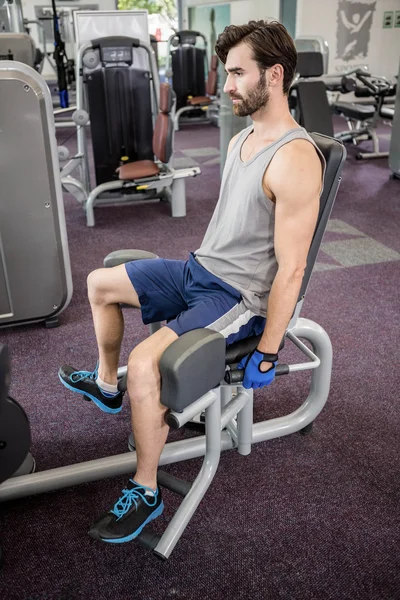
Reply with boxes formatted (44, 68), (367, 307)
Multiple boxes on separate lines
(215, 20), (297, 95)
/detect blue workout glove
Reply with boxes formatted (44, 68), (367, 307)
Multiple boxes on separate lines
(237, 349), (278, 389)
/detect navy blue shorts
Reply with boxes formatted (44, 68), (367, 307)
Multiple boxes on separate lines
(125, 253), (265, 346)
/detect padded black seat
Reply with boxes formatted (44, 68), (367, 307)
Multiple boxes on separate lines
(225, 334), (262, 364)
(334, 102), (376, 120)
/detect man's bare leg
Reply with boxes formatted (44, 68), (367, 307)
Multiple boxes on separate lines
(87, 264), (140, 385)
(127, 327), (179, 490)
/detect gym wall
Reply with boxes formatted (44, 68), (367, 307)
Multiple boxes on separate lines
(182, 0), (399, 81)
(182, 0), (280, 30)
(296, 0), (400, 80)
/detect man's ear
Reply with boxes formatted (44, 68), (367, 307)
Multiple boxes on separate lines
(268, 64), (284, 89)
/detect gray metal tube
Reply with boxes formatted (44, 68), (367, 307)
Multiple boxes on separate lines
(170, 178), (186, 217)
(252, 318), (333, 443)
(286, 330), (321, 372)
(85, 180), (125, 227)
(168, 390), (219, 429)
(76, 42), (91, 195)
(154, 388), (222, 559)
(0, 430), (234, 502)
(220, 390), (249, 430)
(225, 421), (238, 446)
(220, 385), (232, 407)
(236, 386), (253, 456)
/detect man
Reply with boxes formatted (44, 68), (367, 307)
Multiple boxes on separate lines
(59, 20), (324, 543)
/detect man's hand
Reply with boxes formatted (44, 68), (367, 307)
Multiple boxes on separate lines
(237, 349), (278, 389)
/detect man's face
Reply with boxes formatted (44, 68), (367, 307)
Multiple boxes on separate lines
(223, 42), (270, 117)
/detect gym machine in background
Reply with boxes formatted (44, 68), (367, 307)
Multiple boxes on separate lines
(165, 30), (219, 129)
(294, 35), (329, 74)
(58, 10), (200, 226)
(0, 61), (72, 329)
(166, 29), (208, 110)
(292, 35), (397, 166)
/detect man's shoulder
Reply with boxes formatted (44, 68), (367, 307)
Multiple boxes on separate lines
(270, 137), (322, 176)
(266, 137), (323, 198)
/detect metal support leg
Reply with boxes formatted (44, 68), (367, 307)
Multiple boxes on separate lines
(252, 317), (332, 443)
(236, 386), (253, 456)
(170, 179), (186, 217)
(153, 388), (222, 559)
(85, 181), (124, 227)
(220, 385), (237, 445)
(220, 385), (232, 408)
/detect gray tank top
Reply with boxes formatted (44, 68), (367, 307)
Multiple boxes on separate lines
(195, 125), (325, 317)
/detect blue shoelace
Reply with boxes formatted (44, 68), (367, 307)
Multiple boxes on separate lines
(111, 480), (158, 520)
(70, 363), (99, 383)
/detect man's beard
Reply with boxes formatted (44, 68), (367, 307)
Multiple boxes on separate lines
(231, 71), (269, 117)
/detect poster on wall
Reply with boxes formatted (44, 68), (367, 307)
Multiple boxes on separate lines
(335, 0), (376, 69)
(188, 4), (231, 56)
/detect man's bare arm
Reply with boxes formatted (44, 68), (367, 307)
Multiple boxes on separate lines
(257, 140), (322, 363)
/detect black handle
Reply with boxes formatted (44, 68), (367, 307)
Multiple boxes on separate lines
(224, 363), (290, 384)
(341, 75), (356, 93)
(356, 72), (379, 94)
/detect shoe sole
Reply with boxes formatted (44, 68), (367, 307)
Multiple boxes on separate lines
(58, 373), (122, 414)
(92, 502), (165, 544)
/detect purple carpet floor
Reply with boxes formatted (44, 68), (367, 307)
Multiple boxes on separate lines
(0, 121), (399, 600)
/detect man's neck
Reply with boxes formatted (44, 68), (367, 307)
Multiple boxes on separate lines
(250, 97), (298, 141)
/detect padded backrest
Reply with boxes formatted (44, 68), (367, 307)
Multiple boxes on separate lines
(206, 55), (218, 96)
(159, 81), (174, 114)
(171, 46), (206, 108)
(86, 64), (154, 185)
(296, 51), (324, 78)
(153, 83), (174, 164)
(296, 80), (334, 137)
(298, 133), (347, 299)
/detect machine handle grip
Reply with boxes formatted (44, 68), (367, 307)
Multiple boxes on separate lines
(224, 363), (289, 384)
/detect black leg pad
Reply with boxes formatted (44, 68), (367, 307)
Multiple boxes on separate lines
(159, 329), (226, 412)
(103, 249), (158, 268)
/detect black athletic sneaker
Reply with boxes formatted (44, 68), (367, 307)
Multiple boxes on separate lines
(58, 364), (123, 414)
(88, 480), (164, 543)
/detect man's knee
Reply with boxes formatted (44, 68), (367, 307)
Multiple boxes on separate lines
(87, 264), (140, 307)
(87, 268), (111, 305)
(126, 328), (178, 401)
(127, 347), (160, 400)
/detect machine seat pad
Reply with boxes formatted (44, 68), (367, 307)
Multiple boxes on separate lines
(225, 334), (262, 365)
(104, 249), (158, 268)
(189, 96), (210, 105)
(225, 333), (286, 365)
(119, 160), (160, 180)
(334, 102), (376, 120)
